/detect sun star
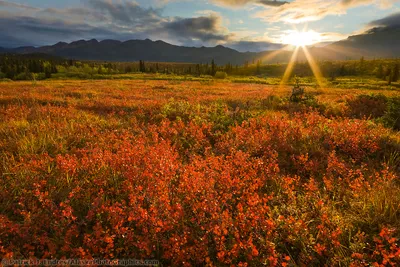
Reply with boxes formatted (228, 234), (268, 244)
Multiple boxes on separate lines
(278, 29), (325, 88)
(282, 30), (322, 47)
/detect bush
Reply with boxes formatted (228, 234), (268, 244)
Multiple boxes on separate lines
(261, 95), (284, 110)
(1, 80), (400, 266)
(346, 94), (388, 119)
(161, 100), (200, 122)
(382, 97), (400, 130)
(214, 71), (228, 79)
(14, 72), (33, 81)
(35, 73), (47, 80)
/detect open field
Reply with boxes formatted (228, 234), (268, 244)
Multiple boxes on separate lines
(1, 79), (400, 266)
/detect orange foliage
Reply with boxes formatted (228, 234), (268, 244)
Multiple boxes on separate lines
(0, 80), (399, 266)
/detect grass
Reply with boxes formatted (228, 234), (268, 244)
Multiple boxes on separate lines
(0, 78), (399, 265)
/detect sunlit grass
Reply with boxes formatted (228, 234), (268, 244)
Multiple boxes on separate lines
(0, 79), (399, 265)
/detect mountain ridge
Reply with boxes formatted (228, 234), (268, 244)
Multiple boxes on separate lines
(1, 25), (400, 64)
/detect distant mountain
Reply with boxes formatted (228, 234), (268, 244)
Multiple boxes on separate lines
(1, 26), (400, 64)
(0, 47), (10, 53)
(1, 39), (292, 65)
(306, 26), (400, 61)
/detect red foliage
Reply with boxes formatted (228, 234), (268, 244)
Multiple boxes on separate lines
(0, 81), (398, 266)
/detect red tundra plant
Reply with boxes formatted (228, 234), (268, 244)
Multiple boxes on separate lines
(0, 83), (399, 266)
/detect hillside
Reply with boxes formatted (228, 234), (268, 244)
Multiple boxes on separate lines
(2, 39), (269, 65)
(305, 26), (400, 61)
(1, 25), (400, 64)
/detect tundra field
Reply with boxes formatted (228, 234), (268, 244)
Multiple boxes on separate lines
(0, 79), (400, 266)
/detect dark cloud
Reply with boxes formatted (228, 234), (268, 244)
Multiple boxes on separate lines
(368, 12), (400, 27)
(340, 0), (371, 5)
(85, 0), (163, 25)
(0, 13), (121, 47)
(0, 0), (289, 51)
(212, 0), (288, 7)
(163, 15), (231, 43)
(0, 0), (39, 10)
(256, 0), (395, 23)
(0, 1), (232, 48)
(258, 0), (289, 6)
(39, 7), (107, 22)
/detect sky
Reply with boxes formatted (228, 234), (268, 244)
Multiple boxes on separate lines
(0, 0), (399, 51)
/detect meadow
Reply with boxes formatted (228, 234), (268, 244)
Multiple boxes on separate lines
(0, 78), (399, 266)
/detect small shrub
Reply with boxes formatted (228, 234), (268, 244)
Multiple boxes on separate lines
(347, 94), (388, 119)
(214, 71), (228, 79)
(14, 72), (32, 81)
(382, 97), (400, 130)
(161, 100), (199, 122)
(303, 94), (327, 113)
(261, 95), (284, 110)
(36, 73), (47, 80)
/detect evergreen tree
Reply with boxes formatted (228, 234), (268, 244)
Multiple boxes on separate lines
(124, 65), (132, 73)
(376, 64), (384, 79)
(139, 60), (146, 72)
(359, 56), (365, 74)
(256, 60), (261, 74)
(392, 64), (399, 82)
(339, 65), (346, 76)
(195, 64), (201, 76)
(211, 59), (216, 76)
(387, 68), (392, 85)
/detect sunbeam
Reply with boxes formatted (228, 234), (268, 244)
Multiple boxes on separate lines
(259, 45), (291, 63)
(301, 46), (325, 88)
(280, 46), (300, 87)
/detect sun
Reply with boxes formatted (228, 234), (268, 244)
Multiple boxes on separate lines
(282, 30), (322, 47)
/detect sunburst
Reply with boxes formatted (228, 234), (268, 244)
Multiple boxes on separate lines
(279, 29), (325, 88)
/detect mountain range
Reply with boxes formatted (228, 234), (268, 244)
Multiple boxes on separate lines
(1, 26), (399, 64)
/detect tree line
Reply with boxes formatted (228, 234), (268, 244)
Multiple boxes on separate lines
(1, 53), (399, 82)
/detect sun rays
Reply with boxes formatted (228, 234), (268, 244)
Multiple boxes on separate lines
(280, 46), (300, 87)
(259, 45), (292, 64)
(302, 45), (325, 88)
(279, 28), (325, 89)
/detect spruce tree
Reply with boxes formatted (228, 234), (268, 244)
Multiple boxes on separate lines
(376, 64), (384, 79)
(392, 64), (399, 82)
(211, 59), (216, 76)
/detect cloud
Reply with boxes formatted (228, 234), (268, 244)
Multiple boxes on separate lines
(341, 0), (398, 8)
(256, 0), (398, 23)
(39, 7), (107, 22)
(368, 11), (400, 27)
(0, 0), (39, 10)
(157, 0), (288, 6)
(0, 11), (118, 47)
(318, 31), (349, 42)
(162, 15), (232, 44)
(211, 0), (288, 7)
(85, 0), (163, 26)
(2, 0), (383, 50)
(0, 0), (233, 48)
(345, 10), (400, 37)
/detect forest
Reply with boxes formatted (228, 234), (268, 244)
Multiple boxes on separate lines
(1, 54), (399, 83)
